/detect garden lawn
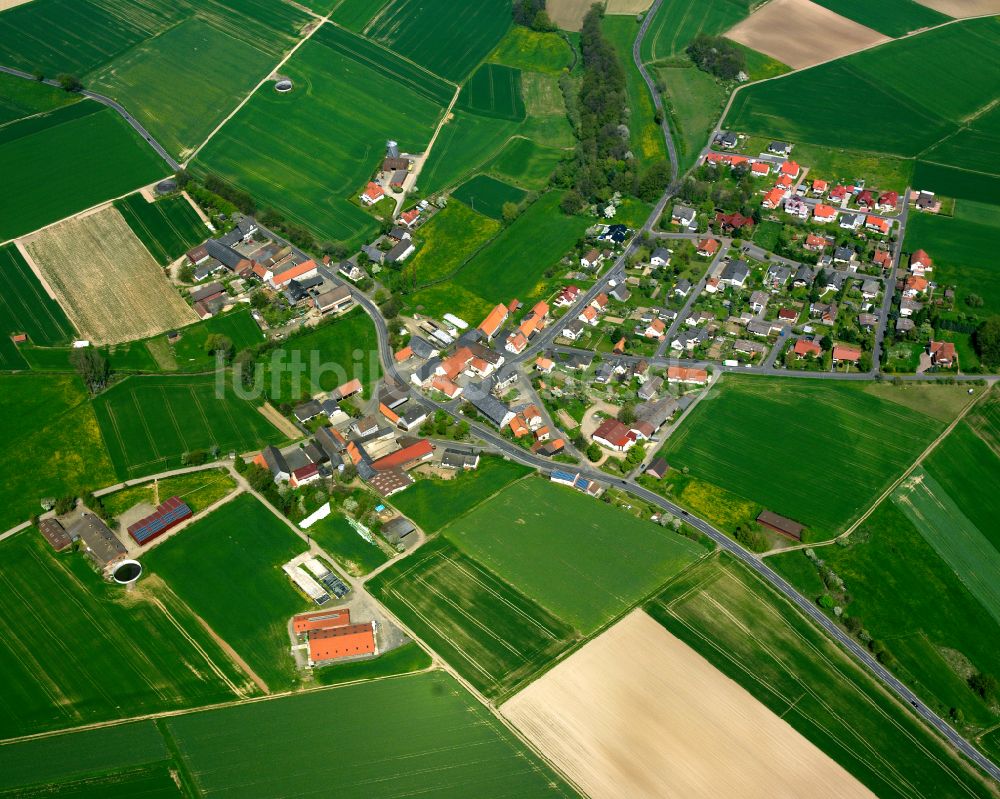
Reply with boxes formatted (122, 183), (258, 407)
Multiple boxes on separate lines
(0, 373), (115, 532)
(368, 538), (579, 700)
(143, 493), (311, 692)
(365, 0), (511, 83)
(0, 532), (248, 739)
(165, 671), (577, 797)
(306, 511), (388, 576)
(0, 102), (167, 240)
(92, 373), (284, 480)
(114, 192), (208, 265)
(388, 456), (530, 533)
(401, 201), (500, 287)
(489, 27), (574, 74)
(262, 308), (381, 403)
(193, 24), (449, 246)
(652, 553), (999, 798)
(904, 210), (1000, 316)
(452, 174), (527, 220)
(661, 376), (942, 536)
(444, 477), (705, 632)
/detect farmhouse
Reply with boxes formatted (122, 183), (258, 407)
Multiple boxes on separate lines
(360, 182), (385, 205)
(293, 608), (378, 666)
(368, 467), (413, 497)
(478, 303), (509, 339)
(38, 518), (73, 551)
(126, 497), (192, 546)
(70, 514), (127, 570)
(757, 510), (804, 540)
(255, 446), (291, 483)
(592, 418), (636, 452)
(667, 366), (708, 385)
(314, 285), (354, 315)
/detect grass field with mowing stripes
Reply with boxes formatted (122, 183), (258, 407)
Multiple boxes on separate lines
(369, 537), (579, 701)
(92, 373), (284, 479)
(143, 493), (311, 692)
(114, 193), (208, 265)
(651, 553), (1000, 799)
(444, 477), (705, 633)
(452, 174), (528, 220)
(0, 532), (251, 739)
(661, 376), (942, 537)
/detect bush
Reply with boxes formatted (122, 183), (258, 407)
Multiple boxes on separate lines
(686, 34), (745, 80)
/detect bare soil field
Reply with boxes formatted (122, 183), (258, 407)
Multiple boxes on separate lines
(502, 610), (876, 799)
(913, 0), (1000, 15)
(548, 0), (593, 31)
(22, 206), (197, 344)
(606, 0), (655, 13)
(726, 0), (889, 69)
(0, 0), (32, 9)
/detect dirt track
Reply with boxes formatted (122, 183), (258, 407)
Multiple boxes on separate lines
(503, 609), (876, 799)
(726, 0), (889, 69)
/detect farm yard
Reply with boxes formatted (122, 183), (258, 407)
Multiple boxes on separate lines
(114, 192), (208, 266)
(503, 609), (874, 799)
(452, 174), (528, 220)
(368, 538), (579, 700)
(0, 373), (116, 532)
(142, 493), (311, 693)
(443, 477), (705, 633)
(661, 376), (948, 537)
(0, 102), (167, 241)
(725, 17), (1000, 192)
(0, 243), (74, 369)
(0, 532), (251, 739)
(389, 456), (531, 533)
(649, 554), (1000, 799)
(365, 0), (511, 83)
(166, 671), (577, 798)
(193, 23), (449, 247)
(91, 373), (284, 479)
(23, 206), (196, 345)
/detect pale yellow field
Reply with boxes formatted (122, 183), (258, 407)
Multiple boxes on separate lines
(503, 610), (876, 799)
(23, 206), (197, 345)
(914, 0), (1000, 15)
(0, 0), (33, 9)
(547, 0), (593, 31)
(606, 0), (655, 13)
(726, 0), (889, 69)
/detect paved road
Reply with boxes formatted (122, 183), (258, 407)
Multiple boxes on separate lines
(0, 65), (180, 172)
(656, 237), (730, 356)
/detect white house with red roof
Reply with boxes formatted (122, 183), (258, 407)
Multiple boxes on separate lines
(360, 182), (385, 206)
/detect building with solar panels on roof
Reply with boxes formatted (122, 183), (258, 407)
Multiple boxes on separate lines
(126, 497), (193, 546)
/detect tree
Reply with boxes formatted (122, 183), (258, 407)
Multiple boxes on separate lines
(178, 263), (195, 283)
(31, 69), (44, 81)
(965, 293), (984, 308)
(532, 10), (555, 31)
(560, 190), (585, 215)
(501, 201), (520, 224)
(245, 463), (274, 493)
(969, 671), (998, 701)
(685, 34), (745, 80)
(820, 334), (833, 351)
(586, 442), (603, 462)
(638, 160), (671, 202)
(70, 347), (110, 394)
(625, 443), (646, 465)
(54, 495), (76, 515)
(234, 350), (257, 390)
(973, 316), (1000, 366)
(56, 74), (83, 92)
(618, 402), (636, 425)
(204, 334), (234, 362)
(513, 0), (545, 26)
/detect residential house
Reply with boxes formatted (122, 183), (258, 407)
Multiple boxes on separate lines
(909, 249), (933, 275)
(839, 212), (864, 230)
(314, 285), (354, 315)
(673, 278), (692, 297)
(899, 298), (923, 318)
(580, 248), (604, 269)
(645, 457), (669, 479)
(812, 204), (837, 223)
(762, 187), (786, 209)
(667, 366), (708, 385)
(832, 345), (861, 364)
(670, 205), (696, 228)
(555, 285), (580, 306)
(833, 247), (856, 266)
(337, 261), (365, 282)
(696, 238), (719, 257)
(856, 189), (874, 210)
(793, 338), (822, 359)
(779, 160), (800, 179)
(751, 161), (770, 177)
(858, 313), (878, 330)
(734, 339), (767, 358)
(860, 279), (880, 300)
(562, 319), (585, 340)
(386, 239), (415, 263)
(398, 208), (421, 228)
(809, 302), (839, 325)
(749, 290), (769, 314)
(866, 215), (891, 235)
(777, 307), (798, 325)
(644, 318), (666, 340)
(765, 264), (791, 289)
(360, 182), (385, 205)
(671, 327), (708, 352)
(793, 265), (816, 287)
(719, 259), (750, 288)
(650, 247), (671, 267)
(876, 191), (899, 212)
(928, 340), (956, 368)
(873, 249), (892, 270)
(638, 376), (662, 401)
(441, 447), (480, 470)
(784, 197), (809, 220)
(811, 179), (828, 195)
(592, 418), (636, 451)
(716, 131), (738, 149)
(903, 274), (928, 297)
(468, 392), (515, 429)
(804, 233), (828, 252)
(714, 212), (754, 232)
(769, 141), (791, 156)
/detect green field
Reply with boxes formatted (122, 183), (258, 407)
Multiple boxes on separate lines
(306, 511), (388, 576)
(0, 70), (78, 126)
(732, 41), (791, 81)
(0, 373), (116, 532)
(657, 63), (727, 171)
(8, 765), (182, 798)
(725, 19), (1000, 184)
(194, 24), (449, 246)
(444, 477), (705, 632)
(489, 26), (574, 74)
(904, 210), (1000, 315)
(329, 0), (384, 30)
(369, 538), (579, 700)
(366, 0), (511, 83)
(92, 373), (284, 479)
(407, 191), (589, 321)
(19, 342), (158, 373)
(785, 141), (914, 192)
(640, 0), (749, 62)
(0, 243), (74, 369)
(99, 468), (237, 519)
(894, 468), (1000, 624)
(452, 174), (528, 220)
(311, 640), (431, 686)
(603, 15), (667, 168)
(912, 160), (1000, 205)
(400, 201), (500, 287)
(152, 307), (264, 371)
(168, 670), (577, 797)
(811, 0), (948, 37)
(457, 63), (526, 121)
(483, 135), (567, 189)
(388, 456), (530, 533)
(0, 102), (167, 240)
(0, 532), (251, 739)
(650, 553), (999, 799)
(661, 376), (945, 537)
(263, 308), (381, 403)
(87, 18), (279, 158)
(143, 493), (310, 692)
(114, 192), (207, 265)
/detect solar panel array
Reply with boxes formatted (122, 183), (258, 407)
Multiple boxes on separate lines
(127, 496), (192, 545)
